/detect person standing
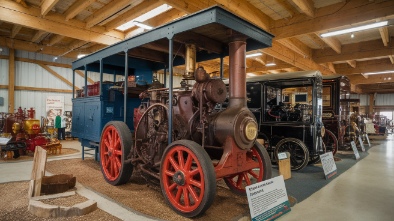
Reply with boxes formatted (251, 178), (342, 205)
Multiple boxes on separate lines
(55, 112), (66, 140)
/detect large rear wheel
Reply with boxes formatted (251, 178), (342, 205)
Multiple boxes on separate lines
(160, 140), (216, 217)
(275, 138), (309, 171)
(100, 121), (133, 186)
(224, 142), (272, 196)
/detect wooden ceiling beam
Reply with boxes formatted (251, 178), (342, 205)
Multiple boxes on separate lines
(290, 0), (314, 17)
(379, 26), (389, 47)
(15, 0), (27, 8)
(161, 0), (202, 14)
(214, 0), (271, 30)
(346, 60), (356, 68)
(85, 0), (139, 28)
(321, 36), (341, 54)
(0, 36), (80, 58)
(275, 0), (296, 17)
(277, 38), (312, 58)
(348, 73), (394, 85)
(64, 0), (98, 21)
(389, 55), (394, 64)
(313, 37), (394, 63)
(0, 0), (123, 45)
(307, 33), (326, 49)
(31, 30), (47, 43)
(246, 63), (293, 73)
(271, 0), (394, 39)
(10, 25), (22, 38)
(105, 0), (163, 31)
(47, 34), (64, 46)
(264, 41), (334, 75)
(335, 58), (394, 75)
(38, 64), (79, 90)
(41, 0), (60, 16)
(0, 54), (71, 68)
(326, 62), (336, 73)
(67, 40), (89, 51)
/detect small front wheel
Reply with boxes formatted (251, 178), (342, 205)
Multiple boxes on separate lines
(224, 142), (272, 196)
(275, 138), (309, 171)
(100, 121), (133, 186)
(160, 140), (216, 217)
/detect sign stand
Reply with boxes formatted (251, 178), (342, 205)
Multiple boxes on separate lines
(278, 152), (291, 180)
(358, 136), (365, 152)
(246, 175), (291, 221)
(365, 133), (371, 147)
(320, 152), (337, 179)
(350, 141), (360, 160)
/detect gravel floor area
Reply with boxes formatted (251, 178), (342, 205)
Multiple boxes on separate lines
(0, 181), (121, 221)
(45, 158), (251, 221)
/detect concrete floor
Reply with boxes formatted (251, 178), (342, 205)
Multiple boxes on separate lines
(280, 137), (394, 221)
(1, 138), (394, 220)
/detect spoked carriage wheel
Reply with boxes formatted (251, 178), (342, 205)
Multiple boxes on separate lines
(323, 129), (338, 155)
(160, 140), (216, 217)
(310, 129), (339, 164)
(224, 142), (272, 196)
(275, 138), (309, 171)
(100, 121), (133, 185)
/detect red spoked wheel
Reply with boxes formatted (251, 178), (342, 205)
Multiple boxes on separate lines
(323, 129), (338, 156)
(100, 121), (133, 186)
(224, 142), (272, 196)
(160, 140), (216, 217)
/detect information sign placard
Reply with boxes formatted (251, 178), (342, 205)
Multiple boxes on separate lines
(350, 141), (360, 160)
(320, 152), (337, 179)
(358, 136), (365, 152)
(246, 175), (291, 221)
(365, 133), (371, 147)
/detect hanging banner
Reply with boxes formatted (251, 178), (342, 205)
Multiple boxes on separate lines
(46, 96), (64, 126)
(246, 175), (291, 221)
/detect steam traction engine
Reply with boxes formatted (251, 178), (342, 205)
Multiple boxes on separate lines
(69, 7), (272, 218)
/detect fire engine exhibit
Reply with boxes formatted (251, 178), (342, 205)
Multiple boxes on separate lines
(71, 6), (274, 217)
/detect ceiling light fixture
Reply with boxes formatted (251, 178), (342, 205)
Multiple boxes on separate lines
(77, 54), (87, 59)
(363, 70), (394, 76)
(351, 33), (354, 38)
(116, 4), (172, 31)
(246, 52), (262, 58)
(320, 21), (388, 38)
(265, 57), (276, 67)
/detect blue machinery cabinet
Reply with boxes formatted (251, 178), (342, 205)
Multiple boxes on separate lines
(71, 88), (140, 160)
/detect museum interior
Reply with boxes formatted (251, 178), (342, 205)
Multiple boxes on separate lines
(1, 0), (394, 220)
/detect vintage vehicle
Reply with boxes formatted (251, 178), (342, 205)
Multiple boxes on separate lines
(322, 75), (361, 148)
(71, 6), (273, 217)
(245, 71), (338, 171)
(0, 107), (61, 158)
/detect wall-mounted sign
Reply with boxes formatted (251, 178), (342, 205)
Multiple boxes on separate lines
(46, 96), (64, 126)
(246, 175), (291, 221)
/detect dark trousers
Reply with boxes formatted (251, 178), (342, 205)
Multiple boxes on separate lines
(57, 128), (66, 140)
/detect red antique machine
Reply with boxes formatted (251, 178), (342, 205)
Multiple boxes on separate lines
(73, 6), (273, 217)
(1, 107), (60, 158)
